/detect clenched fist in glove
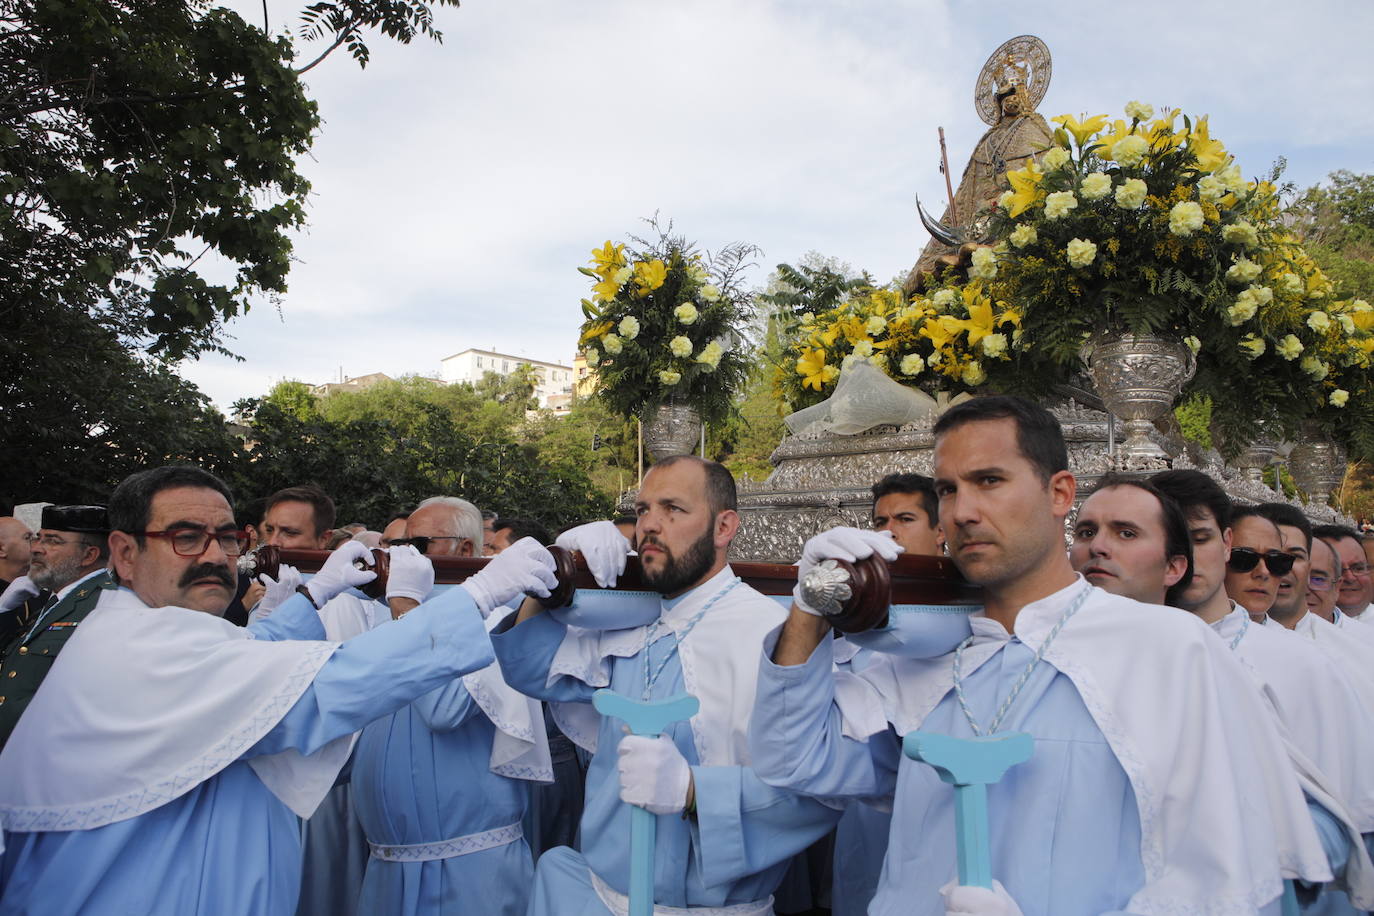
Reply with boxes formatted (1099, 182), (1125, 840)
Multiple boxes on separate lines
(616, 734), (692, 816)
(384, 545), (435, 604)
(554, 520), (631, 588)
(940, 880), (1024, 916)
(793, 527), (902, 616)
(254, 565), (303, 619)
(304, 540), (377, 606)
(461, 537), (558, 618)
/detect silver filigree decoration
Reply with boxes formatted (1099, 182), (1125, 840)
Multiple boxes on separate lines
(799, 559), (853, 617)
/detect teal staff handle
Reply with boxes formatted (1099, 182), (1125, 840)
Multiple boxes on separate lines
(903, 731), (1033, 889)
(592, 689), (700, 916)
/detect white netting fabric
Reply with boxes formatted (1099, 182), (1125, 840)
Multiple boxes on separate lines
(784, 362), (945, 436)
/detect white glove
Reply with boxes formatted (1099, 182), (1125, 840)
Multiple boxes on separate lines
(305, 540), (377, 606)
(0, 576), (39, 613)
(461, 537), (558, 618)
(254, 565), (302, 619)
(793, 527), (902, 616)
(616, 734), (691, 816)
(385, 545), (434, 603)
(940, 880), (1024, 916)
(555, 520), (630, 588)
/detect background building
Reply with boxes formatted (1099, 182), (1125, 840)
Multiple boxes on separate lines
(439, 348), (575, 411)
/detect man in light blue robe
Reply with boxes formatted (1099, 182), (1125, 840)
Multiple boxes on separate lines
(0, 466), (556, 915)
(752, 398), (1335, 916)
(491, 456), (840, 914)
(350, 498), (552, 916)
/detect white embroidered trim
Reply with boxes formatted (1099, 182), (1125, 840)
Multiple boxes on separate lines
(368, 821), (522, 862)
(0, 641), (336, 833)
(589, 869), (773, 916)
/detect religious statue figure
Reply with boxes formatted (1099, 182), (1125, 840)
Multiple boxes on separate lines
(904, 35), (1054, 295)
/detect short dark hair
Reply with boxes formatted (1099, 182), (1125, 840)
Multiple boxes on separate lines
(1257, 503), (1313, 550)
(1313, 523), (1361, 548)
(1150, 469), (1233, 531)
(236, 496), (267, 531)
(871, 473), (938, 527)
(110, 467), (235, 544)
(77, 531), (111, 562)
(650, 455), (738, 516)
(1093, 473), (1194, 603)
(493, 517), (552, 546)
(932, 396), (1067, 483)
(264, 484), (336, 537)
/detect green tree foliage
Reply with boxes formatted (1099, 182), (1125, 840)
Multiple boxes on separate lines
(0, 0), (459, 510)
(1290, 170), (1374, 303)
(263, 381), (322, 421)
(0, 307), (243, 508)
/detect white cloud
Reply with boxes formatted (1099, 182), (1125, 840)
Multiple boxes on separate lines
(186, 0), (1374, 408)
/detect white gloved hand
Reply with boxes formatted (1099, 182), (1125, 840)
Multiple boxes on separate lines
(305, 540), (377, 606)
(616, 734), (692, 816)
(555, 520), (630, 588)
(461, 537), (558, 618)
(385, 545), (434, 604)
(793, 527), (902, 616)
(254, 565), (302, 619)
(0, 575), (39, 613)
(940, 880), (1024, 916)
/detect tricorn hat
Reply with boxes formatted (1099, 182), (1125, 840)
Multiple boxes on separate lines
(40, 505), (110, 534)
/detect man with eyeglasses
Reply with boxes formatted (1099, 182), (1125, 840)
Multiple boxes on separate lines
(1252, 513), (1374, 703)
(1314, 526), (1374, 630)
(349, 494), (553, 916)
(0, 505), (111, 750)
(0, 465), (552, 915)
(1309, 538), (1344, 624)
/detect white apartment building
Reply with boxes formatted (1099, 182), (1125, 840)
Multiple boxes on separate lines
(439, 348), (575, 411)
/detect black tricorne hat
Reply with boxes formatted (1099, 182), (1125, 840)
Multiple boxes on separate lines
(40, 505), (110, 534)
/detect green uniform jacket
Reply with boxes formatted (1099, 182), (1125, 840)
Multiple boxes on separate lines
(0, 570), (114, 750)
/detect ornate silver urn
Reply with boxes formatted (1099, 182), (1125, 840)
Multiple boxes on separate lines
(1085, 332), (1197, 464)
(1236, 432), (1280, 486)
(1288, 422), (1348, 508)
(642, 401), (702, 460)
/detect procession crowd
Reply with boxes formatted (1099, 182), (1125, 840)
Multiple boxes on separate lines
(1, 395), (1374, 915)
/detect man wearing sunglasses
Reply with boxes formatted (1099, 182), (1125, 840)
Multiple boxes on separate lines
(1223, 506), (1293, 623)
(350, 495), (553, 916)
(1150, 477), (1374, 909)
(1314, 525), (1374, 630)
(1254, 511), (1374, 701)
(0, 465), (545, 916)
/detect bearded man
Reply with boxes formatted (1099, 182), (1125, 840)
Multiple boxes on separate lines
(490, 455), (840, 915)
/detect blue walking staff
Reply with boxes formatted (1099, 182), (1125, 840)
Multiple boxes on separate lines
(592, 689), (700, 916)
(903, 731), (1033, 890)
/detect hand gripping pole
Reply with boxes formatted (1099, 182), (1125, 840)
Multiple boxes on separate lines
(903, 731), (1033, 889)
(592, 689), (700, 916)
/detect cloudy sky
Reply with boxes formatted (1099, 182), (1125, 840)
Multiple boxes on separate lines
(184, 0), (1374, 410)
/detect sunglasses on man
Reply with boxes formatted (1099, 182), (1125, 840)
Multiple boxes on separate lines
(1226, 547), (1295, 577)
(386, 536), (467, 554)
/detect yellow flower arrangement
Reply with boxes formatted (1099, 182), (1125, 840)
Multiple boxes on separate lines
(577, 221), (758, 424)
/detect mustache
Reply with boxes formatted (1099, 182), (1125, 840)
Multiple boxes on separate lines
(179, 563), (235, 590)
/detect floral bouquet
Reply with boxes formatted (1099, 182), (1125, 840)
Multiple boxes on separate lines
(775, 282), (1022, 413)
(577, 223), (757, 425)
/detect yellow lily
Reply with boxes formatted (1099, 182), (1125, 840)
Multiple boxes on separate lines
(1051, 113), (1109, 147)
(590, 240), (626, 276)
(579, 320), (613, 344)
(632, 259), (668, 295)
(591, 276), (621, 302)
(953, 287), (996, 346)
(1188, 116), (1228, 173)
(796, 349), (839, 391)
(1005, 161), (1044, 218)
(920, 315), (964, 352)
